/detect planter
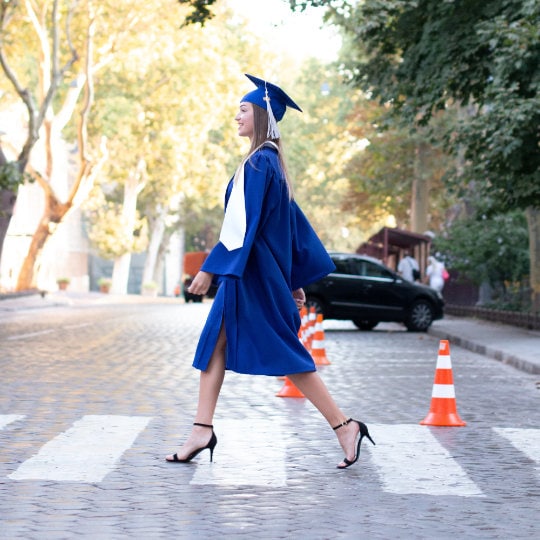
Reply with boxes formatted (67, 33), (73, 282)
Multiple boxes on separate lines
(56, 279), (70, 291)
(97, 278), (112, 294)
(141, 281), (158, 297)
(142, 288), (158, 297)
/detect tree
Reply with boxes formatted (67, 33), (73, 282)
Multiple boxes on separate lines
(83, 1), (278, 293)
(282, 60), (385, 251)
(294, 0), (540, 309)
(177, 0), (219, 25)
(0, 0), (218, 291)
(0, 0), (112, 290)
(433, 210), (530, 309)
(339, 100), (454, 235)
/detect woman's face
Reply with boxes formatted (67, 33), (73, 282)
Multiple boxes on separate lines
(235, 102), (254, 139)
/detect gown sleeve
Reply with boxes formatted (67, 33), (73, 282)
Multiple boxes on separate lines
(201, 153), (272, 279)
(290, 201), (336, 290)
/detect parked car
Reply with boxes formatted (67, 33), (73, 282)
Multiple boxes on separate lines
(304, 252), (444, 332)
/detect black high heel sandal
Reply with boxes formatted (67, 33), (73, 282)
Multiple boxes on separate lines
(333, 418), (375, 469)
(166, 422), (217, 463)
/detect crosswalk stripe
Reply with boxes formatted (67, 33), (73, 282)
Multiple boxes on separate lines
(4, 416), (537, 491)
(368, 424), (484, 497)
(492, 428), (540, 470)
(0, 414), (25, 430)
(7, 329), (55, 340)
(8, 415), (152, 483)
(189, 419), (287, 487)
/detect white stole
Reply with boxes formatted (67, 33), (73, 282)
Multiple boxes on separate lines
(218, 142), (278, 251)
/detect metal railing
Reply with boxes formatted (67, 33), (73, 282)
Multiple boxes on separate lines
(445, 304), (540, 331)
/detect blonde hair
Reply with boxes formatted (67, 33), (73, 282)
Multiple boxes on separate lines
(247, 103), (294, 199)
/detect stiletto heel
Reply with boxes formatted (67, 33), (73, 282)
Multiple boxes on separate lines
(166, 422), (217, 463)
(333, 418), (375, 469)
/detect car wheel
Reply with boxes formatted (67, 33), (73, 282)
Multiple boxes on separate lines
(305, 296), (325, 316)
(352, 319), (378, 331)
(405, 299), (434, 332)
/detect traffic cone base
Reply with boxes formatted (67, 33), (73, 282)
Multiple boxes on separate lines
(420, 411), (466, 427)
(276, 376), (305, 398)
(420, 339), (466, 427)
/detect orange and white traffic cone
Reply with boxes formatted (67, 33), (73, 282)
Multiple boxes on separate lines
(311, 314), (331, 365)
(298, 306), (308, 349)
(276, 376), (305, 398)
(304, 307), (316, 352)
(420, 340), (466, 427)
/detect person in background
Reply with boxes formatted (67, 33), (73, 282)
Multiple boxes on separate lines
(426, 255), (446, 292)
(165, 74), (374, 470)
(398, 249), (420, 282)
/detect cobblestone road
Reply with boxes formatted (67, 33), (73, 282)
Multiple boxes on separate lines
(0, 301), (538, 539)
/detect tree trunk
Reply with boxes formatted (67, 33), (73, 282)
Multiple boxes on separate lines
(15, 193), (70, 290)
(142, 214), (166, 287)
(16, 217), (53, 290)
(410, 139), (430, 234)
(112, 252), (132, 294)
(110, 165), (145, 294)
(163, 229), (183, 297)
(525, 206), (540, 312)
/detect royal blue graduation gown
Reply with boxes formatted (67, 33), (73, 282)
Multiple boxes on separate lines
(192, 145), (335, 376)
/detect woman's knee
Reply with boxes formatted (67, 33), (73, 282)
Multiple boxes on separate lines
(215, 325), (227, 352)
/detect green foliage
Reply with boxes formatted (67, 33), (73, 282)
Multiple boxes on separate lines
(0, 163), (32, 192)
(433, 210), (530, 288)
(177, 0), (218, 25)
(327, 0), (540, 212)
(84, 189), (148, 260)
(280, 60), (372, 250)
(83, 2), (270, 260)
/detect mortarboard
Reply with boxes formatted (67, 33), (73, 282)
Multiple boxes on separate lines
(241, 74), (302, 138)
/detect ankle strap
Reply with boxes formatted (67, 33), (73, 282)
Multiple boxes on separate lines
(193, 422), (213, 429)
(332, 418), (352, 431)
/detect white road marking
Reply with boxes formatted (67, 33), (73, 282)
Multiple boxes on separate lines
(8, 415), (152, 483)
(190, 418), (287, 487)
(4, 417), (536, 492)
(0, 415), (25, 429)
(368, 424), (484, 497)
(63, 323), (93, 330)
(493, 428), (540, 472)
(7, 329), (55, 341)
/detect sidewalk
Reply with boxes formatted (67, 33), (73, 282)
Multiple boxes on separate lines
(428, 316), (540, 375)
(0, 290), (180, 310)
(2, 291), (539, 375)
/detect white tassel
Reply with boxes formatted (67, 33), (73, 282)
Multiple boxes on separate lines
(264, 85), (280, 139)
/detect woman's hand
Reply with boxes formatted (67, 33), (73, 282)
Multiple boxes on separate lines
(188, 271), (214, 296)
(292, 288), (306, 310)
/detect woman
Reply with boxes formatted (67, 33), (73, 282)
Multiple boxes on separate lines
(166, 74), (374, 469)
(426, 255), (446, 293)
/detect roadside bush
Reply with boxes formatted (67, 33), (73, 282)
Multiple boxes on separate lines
(433, 210), (530, 310)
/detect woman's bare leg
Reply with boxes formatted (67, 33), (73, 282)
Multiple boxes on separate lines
(288, 371), (362, 467)
(165, 326), (226, 460)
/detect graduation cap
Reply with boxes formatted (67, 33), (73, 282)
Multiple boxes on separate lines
(241, 74), (302, 138)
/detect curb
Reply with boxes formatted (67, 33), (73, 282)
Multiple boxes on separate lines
(428, 326), (540, 375)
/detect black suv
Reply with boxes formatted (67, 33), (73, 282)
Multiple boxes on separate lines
(304, 252), (444, 332)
